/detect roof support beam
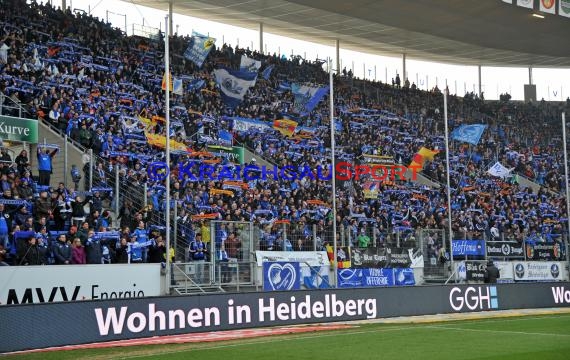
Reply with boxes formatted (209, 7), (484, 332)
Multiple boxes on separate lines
(478, 65), (482, 98)
(336, 39), (340, 73)
(168, 1), (173, 37)
(259, 22), (264, 54)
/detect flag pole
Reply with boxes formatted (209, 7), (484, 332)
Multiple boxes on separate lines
(443, 88), (454, 278)
(329, 57), (338, 288)
(164, 14), (172, 295)
(562, 113), (570, 252)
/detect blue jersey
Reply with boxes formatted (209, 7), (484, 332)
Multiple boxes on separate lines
(38, 153), (52, 171)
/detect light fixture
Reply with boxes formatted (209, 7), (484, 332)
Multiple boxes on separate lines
(532, 13), (545, 19)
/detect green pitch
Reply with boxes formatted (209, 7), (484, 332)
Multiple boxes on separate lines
(9, 314), (570, 360)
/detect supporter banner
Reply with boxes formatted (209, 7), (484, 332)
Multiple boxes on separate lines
(394, 268), (416, 286)
(363, 181), (380, 199)
(362, 154), (395, 165)
(540, 0), (556, 14)
(561, 0), (570, 17)
(255, 251), (329, 268)
(525, 242), (565, 261)
(465, 261), (486, 281)
(337, 268), (395, 287)
(232, 117), (271, 133)
(452, 240), (485, 257)
(263, 262), (301, 291)
(450, 124), (487, 145)
(516, 0), (534, 9)
(0, 264), (161, 306)
(350, 247), (422, 268)
(0, 115), (38, 143)
(513, 261), (566, 281)
(495, 261), (515, 282)
(184, 31), (215, 68)
(486, 241), (524, 258)
(2, 283), (570, 352)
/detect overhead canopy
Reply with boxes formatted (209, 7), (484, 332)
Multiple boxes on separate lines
(132, 0), (570, 67)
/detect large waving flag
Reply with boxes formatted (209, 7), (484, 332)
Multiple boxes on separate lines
(214, 67), (257, 108)
(240, 55), (261, 72)
(184, 31), (216, 68)
(273, 115), (298, 137)
(451, 124), (487, 145)
(145, 132), (189, 152)
(262, 64), (274, 80)
(173, 78), (183, 95)
(291, 84), (329, 115)
(218, 130), (233, 146)
(487, 162), (513, 179)
(409, 147), (440, 170)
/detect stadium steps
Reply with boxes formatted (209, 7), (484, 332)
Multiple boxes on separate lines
(37, 121), (86, 190)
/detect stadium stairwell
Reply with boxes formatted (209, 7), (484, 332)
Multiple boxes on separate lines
(37, 121), (85, 190)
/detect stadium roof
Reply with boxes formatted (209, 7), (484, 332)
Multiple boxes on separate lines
(132, 0), (570, 67)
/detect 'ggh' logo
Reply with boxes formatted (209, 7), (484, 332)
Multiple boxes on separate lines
(449, 286), (498, 312)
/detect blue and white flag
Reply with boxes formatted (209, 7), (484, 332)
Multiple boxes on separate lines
(184, 31), (216, 68)
(240, 55), (261, 72)
(214, 67), (258, 108)
(218, 129), (233, 146)
(487, 162), (513, 179)
(292, 84), (329, 115)
(262, 64), (274, 80)
(172, 77), (183, 95)
(451, 124), (487, 145)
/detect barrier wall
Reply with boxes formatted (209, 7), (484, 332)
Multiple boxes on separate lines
(1, 282), (570, 353)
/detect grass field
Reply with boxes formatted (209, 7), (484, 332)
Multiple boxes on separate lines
(9, 314), (570, 360)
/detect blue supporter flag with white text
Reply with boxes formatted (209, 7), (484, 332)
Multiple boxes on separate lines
(218, 130), (233, 146)
(214, 67), (258, 108)
(184, 31), (216, 68)
(262, 64), (274, 80)
(451, 124), (487, 145)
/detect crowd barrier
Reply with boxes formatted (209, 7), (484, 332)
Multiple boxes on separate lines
(1, 282), (570, 353)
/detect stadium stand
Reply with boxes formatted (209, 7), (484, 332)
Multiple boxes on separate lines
(0, 0), (569, 270)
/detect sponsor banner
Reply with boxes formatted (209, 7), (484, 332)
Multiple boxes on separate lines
(561, 0), (570, 17)
(2, 283), (570, 352)
(486, 241), (524, 258)
(449, 285), (499, 312)
(525, 242), (565, 261)
(451, 240), (485, 257)
(513, 261), (566, 281)
(0, 264), (160, 305)
(540, 0), (556, 13)
(0, 115), (38, 143)
(206, 145), (244, 164)
(255, 251), (329, 268)
(263, 262), (301, 291)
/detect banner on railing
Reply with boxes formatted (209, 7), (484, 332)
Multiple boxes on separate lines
(451, 240), (485, 257)
(255, 251), (329, 267)
(350, 247), (423, 269)
(337, 268), (415, 288)
(513, 261), (566, 281)
(525, 243), (565, 261)
(263, 262), (301, 291)
(486, 241), (524, 258)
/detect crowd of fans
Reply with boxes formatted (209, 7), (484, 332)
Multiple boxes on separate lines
(0, 0), (569, 267)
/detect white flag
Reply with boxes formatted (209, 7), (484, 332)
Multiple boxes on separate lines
(560, 0), (570, 17)
(173, 77), (183, 95)
(517, 0), (534, 9)
(487, 162), (512, 178)
(540, 0), (556, 13)
(240, 55), (261, 72)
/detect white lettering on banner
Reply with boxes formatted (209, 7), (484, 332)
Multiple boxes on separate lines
(258, 295), (377, 322)
(95, 304), (222, 336)
(552, 287), (570, 304)
(449, 286), (498, 312)
(0, 122), (30, 136)
(255, 251), (328, 267)
(0, 264), (160, 305)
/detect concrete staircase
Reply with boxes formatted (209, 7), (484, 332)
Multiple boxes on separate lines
(35, 121), (87, 190)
